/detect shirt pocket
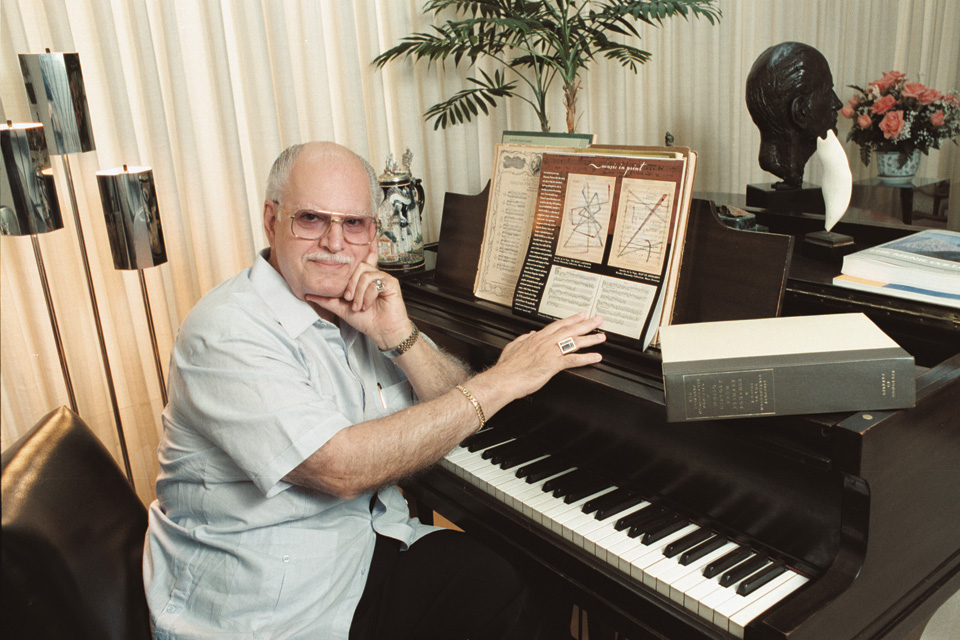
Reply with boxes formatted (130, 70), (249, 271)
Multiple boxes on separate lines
(376, 379), (414, 416)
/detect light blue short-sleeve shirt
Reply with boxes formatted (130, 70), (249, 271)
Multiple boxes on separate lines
(144, 251), (440, 639)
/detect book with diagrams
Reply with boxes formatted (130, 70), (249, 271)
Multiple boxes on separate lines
(496, 146), (695, 348)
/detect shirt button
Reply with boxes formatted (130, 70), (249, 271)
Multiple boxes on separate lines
(166, 605), (177, 613)
(282, 555), (290, 563)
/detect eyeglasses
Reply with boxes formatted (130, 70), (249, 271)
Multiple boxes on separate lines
(277, 204), (377, 245)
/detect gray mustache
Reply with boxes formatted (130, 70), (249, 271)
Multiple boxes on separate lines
(303, 251), (354, 264)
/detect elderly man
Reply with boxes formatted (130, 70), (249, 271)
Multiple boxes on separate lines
(144, 141), (604, 639)
(745, 41), (844, 189)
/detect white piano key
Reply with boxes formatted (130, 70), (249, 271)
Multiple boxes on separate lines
(548, 492), (603, 536)
(700, 559), (771, 624)
(659, 540), (731, 598)
(442, 447), (473, 466)
(569, 510), (616, 549)
(459, 452), (495, 476)
(524, 487), (565, 524)
(583, 502), (650, 560)
(685, 575), (724, 613)
(583, 502), (651, 557)
(626, 524), (700, 584)
(713, 570), (794, 631)
(728, 573), (809, 638)
(645, 529), (713, 595)
(610, 535), (645, 573)
(669, 541), (739, 604)
(556, 487), (617, 540)
(496, 475), (538, 510)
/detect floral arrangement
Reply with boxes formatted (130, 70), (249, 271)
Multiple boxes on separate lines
(842, 70), (960, 166)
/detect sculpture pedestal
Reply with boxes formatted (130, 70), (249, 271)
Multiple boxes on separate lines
(746, 182), (825, 214)
(801, 230), (855, 263)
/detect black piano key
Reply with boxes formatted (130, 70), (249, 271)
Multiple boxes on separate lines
(641, 515), (687, 545)
(628, 510), (677, 539)
(595, 492), (648, 521)
(679, 535), (726, 566)
(485, 438), (532, 464)
(615, 504), (662, 531)
(458, 428), (488, 449)
(466, 428), (513, 452)
(663, 527), (713, 558)
(702, 547), (753, 579)
(582, 486), (633, 515)
(563, 477), (612, 504)
(497, 445), (545, 471)
(543, 468), (590, 495)
(736, 561), (787, 596)
(719, 554), (768, 588)
(481, 438), (523, 461)
(518, 456), (570, 482)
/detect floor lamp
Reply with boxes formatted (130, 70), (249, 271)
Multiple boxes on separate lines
(19, 51), (134, 487)
(1, 121), (77, 413)
(96, 165), (169, 407)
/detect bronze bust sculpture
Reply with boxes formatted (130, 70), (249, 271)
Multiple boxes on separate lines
(745, 42), (843, 189)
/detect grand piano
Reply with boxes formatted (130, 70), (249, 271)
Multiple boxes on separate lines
(398, 193), (960, 640)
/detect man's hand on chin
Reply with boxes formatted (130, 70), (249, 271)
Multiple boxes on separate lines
(306, 252), (413, 349)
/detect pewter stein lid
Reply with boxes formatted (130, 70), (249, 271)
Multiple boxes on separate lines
(378, 149), (416, 185)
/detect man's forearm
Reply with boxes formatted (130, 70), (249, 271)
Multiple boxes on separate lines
(284, 382), (485, 498)
(285, 313), (606, 499)
(389, 331), (471, 400)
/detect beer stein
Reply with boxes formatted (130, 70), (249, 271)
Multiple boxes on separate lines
(377, 149), (425, 270)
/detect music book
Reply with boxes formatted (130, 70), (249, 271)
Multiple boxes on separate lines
(659, 314), (915, 422)
(501, 146), (695, 349)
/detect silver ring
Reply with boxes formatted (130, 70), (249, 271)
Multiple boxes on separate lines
(558, 337), (577, 355)
(374, 278), (385, 292)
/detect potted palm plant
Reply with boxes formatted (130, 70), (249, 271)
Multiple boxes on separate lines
(374, 0), (721, 133)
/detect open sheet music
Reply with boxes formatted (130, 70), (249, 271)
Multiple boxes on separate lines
(511, 149), (692, 348)
(474, 144), (577, 305)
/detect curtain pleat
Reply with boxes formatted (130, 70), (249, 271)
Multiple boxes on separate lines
(2, 0), (958, 504)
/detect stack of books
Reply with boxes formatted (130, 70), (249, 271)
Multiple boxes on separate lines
(832, 229), (960, 309)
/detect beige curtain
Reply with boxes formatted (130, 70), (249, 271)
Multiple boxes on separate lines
(2, 0), (958, 504)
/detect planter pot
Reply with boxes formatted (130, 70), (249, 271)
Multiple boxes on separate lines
(875, 150), (920, 184)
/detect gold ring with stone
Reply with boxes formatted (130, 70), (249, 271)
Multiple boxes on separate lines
(374, 278), (385, 292)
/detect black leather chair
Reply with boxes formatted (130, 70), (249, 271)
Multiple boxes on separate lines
(1, 406), (152, 640)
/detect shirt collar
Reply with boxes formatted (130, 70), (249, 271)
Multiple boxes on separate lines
(250, 249), (329, 338)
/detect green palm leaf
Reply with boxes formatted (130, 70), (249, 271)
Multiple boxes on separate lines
(375, 0), (721, 131)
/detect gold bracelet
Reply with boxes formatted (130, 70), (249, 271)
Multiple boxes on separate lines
(456, 385), (485, 431)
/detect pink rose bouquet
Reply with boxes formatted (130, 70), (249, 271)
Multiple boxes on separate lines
(843, 71), (960, 166)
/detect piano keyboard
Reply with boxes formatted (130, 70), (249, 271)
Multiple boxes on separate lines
(440, 428), (809, 638)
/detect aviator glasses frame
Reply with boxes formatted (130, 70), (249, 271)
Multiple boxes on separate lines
(272, 200), (378, 245)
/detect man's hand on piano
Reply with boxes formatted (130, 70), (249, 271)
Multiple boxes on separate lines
(491, 312), (605, 400)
